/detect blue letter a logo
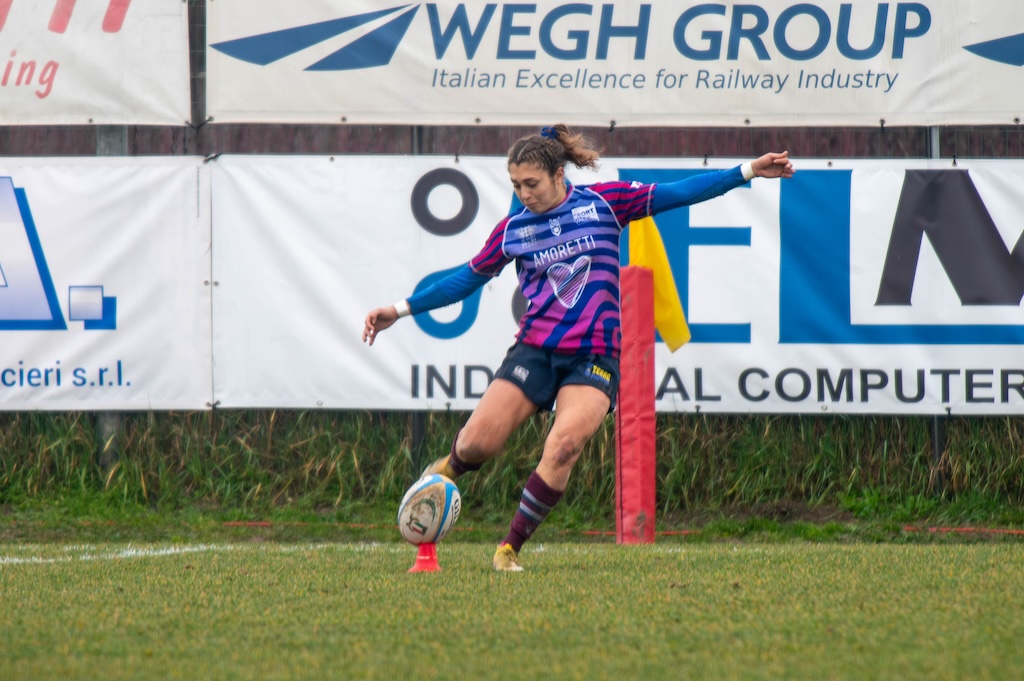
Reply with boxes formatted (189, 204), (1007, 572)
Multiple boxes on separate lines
(0, 177), (66, 330)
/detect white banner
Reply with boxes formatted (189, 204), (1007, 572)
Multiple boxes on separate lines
(207, 0), (1024, 126)
(0, 0), (190, 125)
(211, 155), (1024, 415)
(210, 155), (522, 410)
(0, 158), (212, 410)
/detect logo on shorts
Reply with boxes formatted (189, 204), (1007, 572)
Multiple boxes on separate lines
(586, 364), (611, 385)
(571, 202), (598, 225)
(512, 365), (529, 383)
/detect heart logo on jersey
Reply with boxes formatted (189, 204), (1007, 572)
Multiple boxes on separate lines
(546, 255), (591, 308)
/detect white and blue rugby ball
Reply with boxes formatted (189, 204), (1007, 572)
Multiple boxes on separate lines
(397, 474), (461, 545)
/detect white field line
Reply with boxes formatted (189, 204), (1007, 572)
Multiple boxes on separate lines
(0, 541), (697, 566)
(0, 542), (405, 566)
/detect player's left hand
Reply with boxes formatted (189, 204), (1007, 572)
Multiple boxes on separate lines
(752, 151), (795, 179)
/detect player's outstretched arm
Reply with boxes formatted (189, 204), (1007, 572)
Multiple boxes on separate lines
(362, 305), (400, 346)
(751, 151), (795, 179)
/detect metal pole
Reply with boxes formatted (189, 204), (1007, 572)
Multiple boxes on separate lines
(927, 125), (948, 496)
(411, 412), (428, 476)
(928, 125), (941, 159)
(408, 125), (426, 475)
(931, 412), (947, 496)
(94, 125), (128, 469)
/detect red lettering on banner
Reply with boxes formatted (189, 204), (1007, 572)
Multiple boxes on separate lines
(2, 50), (59, 98)
(103, 0), (130, 33)
(48, 0), (75, 34)
(0, 0), (133, 99)
(0, 1), (12, 31)
(0, 0), (130, 33)
(36, 60), (57, 98)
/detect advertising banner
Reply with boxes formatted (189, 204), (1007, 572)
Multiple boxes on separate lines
(0, 0), (190, 125)
(0, 158), (212, 410)
(207, 0), (1023, 126)
(210, 155), (523, 410)
(210, 155), (1024, 415)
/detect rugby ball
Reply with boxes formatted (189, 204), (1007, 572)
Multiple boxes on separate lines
(397, 474), (461, 545)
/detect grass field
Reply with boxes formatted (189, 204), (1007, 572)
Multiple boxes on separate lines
(4, 536), (1024, 681)
(4, 409), (1024, 679)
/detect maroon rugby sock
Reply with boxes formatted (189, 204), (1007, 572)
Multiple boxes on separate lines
(448, 429), (481, 476)
(503, 472), (563, 553)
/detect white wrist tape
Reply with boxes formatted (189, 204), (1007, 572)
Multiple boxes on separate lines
(394, 300), (411, 318)
(741, 162), (755, 182)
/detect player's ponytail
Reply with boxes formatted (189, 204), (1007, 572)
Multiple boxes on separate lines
(507, 124), (601, 176)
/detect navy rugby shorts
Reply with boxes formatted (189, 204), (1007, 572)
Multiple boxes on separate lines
(494, 343), (620, 412)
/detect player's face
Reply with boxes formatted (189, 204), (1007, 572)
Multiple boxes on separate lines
(509, 163), (566, 214)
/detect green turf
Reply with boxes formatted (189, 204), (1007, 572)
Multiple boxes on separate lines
(3, 540), (1023, 681)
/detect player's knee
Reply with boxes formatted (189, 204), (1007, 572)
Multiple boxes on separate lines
(546, 431), (585, 469)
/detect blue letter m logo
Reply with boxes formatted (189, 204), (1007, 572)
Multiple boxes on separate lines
(780, 170), (1024, 345)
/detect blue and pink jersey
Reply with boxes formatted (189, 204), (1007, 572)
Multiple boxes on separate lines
(469, 181), (654, 358)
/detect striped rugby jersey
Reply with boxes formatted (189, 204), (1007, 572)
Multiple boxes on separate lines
(469, 181), (654, 357)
